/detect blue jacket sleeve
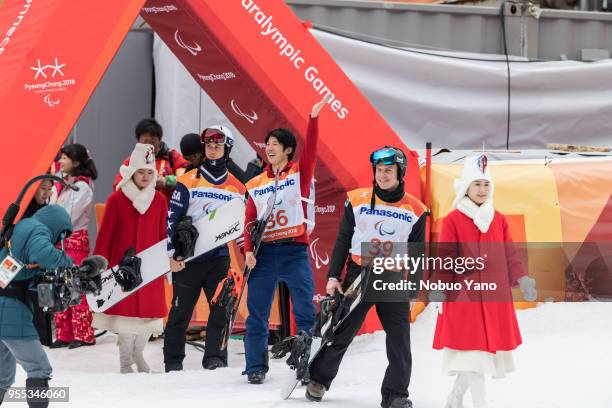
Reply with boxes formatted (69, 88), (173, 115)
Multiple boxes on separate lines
(167, 182), (189, 256)
(25, 227), (74, 271)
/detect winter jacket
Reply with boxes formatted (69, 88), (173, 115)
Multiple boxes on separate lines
(243, 116), (318, 251)
(0, 205), (73, 339)
(327, 184), (427, 287)
(93, 190), (168, 318)
(432, 209), (526, 352)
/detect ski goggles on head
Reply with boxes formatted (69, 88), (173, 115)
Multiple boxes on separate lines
(370, 148), (398, 166)
(201, 129), (227, 145)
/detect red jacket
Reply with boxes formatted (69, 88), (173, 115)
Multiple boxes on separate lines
(113, 147), (188, 202)
(432, 209), (526, 353)
(93, 190), (168, 318)
(243, 116), (318, 251)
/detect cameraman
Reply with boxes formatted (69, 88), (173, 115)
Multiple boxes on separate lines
(0, 205), (74, 407)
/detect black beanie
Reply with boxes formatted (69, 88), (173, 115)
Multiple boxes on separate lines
(180, 133), (203, 157)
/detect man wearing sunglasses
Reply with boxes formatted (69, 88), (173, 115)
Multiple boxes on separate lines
(306, 146), (427, 408)
(164, 125), (246, 373)
(242, 98), (329, 384)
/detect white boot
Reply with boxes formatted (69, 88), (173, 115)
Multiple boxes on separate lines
(118, 333), (136, 374)
(466, 372), (487, 408)
(445, 372), (469, 408)
(133, 334), (151, 373)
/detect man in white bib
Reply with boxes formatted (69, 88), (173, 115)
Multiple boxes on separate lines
(242, 98), (328, 384)
(306, 147), (427, 408)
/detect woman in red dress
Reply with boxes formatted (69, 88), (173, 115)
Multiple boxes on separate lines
(432, 155), (537, 408)
(93, 143), (168, 373)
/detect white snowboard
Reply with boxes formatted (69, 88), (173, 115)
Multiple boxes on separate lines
(87, 198), (245, 313)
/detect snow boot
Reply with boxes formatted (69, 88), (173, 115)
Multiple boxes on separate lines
(25, 378), (49, 408)
(247, 371), (266, 384)
(305, 381), (326, 402)
(117, 333), (136, 374)
(445, 372), (469, 408)
(133, 334), (151, 373)
(203, 357), (227, 370)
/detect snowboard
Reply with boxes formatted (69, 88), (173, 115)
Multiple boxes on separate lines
(279, 265), (372, 400)
(219, 174), (279, 351)
(87, 197), (245, 313)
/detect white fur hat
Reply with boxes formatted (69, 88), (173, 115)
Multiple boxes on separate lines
(452, 154), (493, 208)
(116, 143), (157, 190)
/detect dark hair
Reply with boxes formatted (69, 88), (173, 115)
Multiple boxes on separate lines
(135, 118), (163, 140)
(60, 144), (98, 180)
(265, 128), (296, 161)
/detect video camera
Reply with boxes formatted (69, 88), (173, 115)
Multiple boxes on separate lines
(37, 255), (106, 313)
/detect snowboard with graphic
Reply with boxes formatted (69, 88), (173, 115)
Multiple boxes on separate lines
(87, 198), (245, 313)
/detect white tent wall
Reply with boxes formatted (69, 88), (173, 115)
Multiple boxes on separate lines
(313, 29), (612, 150)
(153, 34), (256, 170)
(154, 30), (612, 153)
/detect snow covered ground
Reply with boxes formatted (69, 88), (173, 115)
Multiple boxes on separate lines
(12, 303), (612, 407)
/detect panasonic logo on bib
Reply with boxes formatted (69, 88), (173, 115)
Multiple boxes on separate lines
(253, 178), (295, 197)
(359, 207), (413, 222)
(191, 191), (233, 201)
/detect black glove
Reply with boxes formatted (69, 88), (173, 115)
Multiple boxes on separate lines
(172, 216), (199, 261)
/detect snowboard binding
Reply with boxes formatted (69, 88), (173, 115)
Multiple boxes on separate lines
(111, 247), (143, 292)
(172, 216), (199, 260)
(273, 330), (313, 383)
(211, 269), (243, 319)
(314, 292), (342, 337)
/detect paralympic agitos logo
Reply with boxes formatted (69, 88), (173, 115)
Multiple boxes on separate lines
(374, 220), (395, 236)
(174, 29), (202, 56)
(309, 237), (329, 270)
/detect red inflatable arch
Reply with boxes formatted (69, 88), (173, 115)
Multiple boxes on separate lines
(0, 0), (422, 334)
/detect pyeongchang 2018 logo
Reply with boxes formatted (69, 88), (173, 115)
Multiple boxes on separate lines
(142, 5), (178, 14)
(309, 237), (329, 270)
(315, 204), (336, 215)
(231, 99), (258, 124)
(24, 57), (77, 107)
(0, 0), (32, 57)
(174, 29), (201, 56)
(198, 72), (236, 83)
